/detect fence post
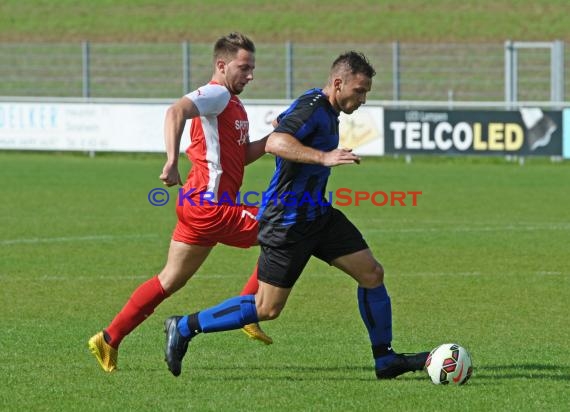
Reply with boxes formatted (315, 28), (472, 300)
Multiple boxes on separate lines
(559, 41), (565, 102)
(504, 40), (517, 107)
(285, 41), (293, 99)
(182, 41), (190, 95)
(392, 41), (400, 101)
(82, 41), (90, 98)
(551, 40), (565, 102)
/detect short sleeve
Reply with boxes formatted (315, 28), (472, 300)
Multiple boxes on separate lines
(185, 83), (231, 116)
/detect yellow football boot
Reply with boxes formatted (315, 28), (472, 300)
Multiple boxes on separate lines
(241, 323), (273, 345)
(88, 331), (118, 372)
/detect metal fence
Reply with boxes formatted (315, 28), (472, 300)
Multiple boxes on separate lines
(0, 41), (566, 102)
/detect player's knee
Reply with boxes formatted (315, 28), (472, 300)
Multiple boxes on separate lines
(158, 271), (190, 294)
(359, 262), (384, 288)
(256, 302), (284, 321)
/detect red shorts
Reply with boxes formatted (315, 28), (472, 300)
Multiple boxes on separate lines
(172, 201), (259, 248)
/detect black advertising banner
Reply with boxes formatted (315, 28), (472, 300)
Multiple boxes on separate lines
(384, 109), (563, 156)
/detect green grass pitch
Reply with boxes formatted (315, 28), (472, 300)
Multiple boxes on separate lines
(0, 151), (568, 411)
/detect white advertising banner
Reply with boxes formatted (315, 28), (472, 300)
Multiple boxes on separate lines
(245, 103), (384, 155)
(0, 102), (172, 152)
(0, 101), (384, 155)
(338, 107), (384, 156)
(244, 104), (289, 141)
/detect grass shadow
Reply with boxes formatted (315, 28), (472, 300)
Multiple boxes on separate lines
(124, 362), (570, 382)
(468, 363), (570, 381)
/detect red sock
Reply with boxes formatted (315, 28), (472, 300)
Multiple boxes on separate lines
(105, 275), (168, 348)
(239, 264), (259, 296)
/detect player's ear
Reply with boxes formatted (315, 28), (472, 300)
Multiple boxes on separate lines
(215, 59), (226, 74)
(333, 77), (342, 91)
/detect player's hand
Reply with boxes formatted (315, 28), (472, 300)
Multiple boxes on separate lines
(159, 162), (183, 186)
(322, 148), (361, 167)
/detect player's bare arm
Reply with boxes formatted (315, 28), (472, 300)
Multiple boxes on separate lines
(160, 97), (201, 186)
(245, 134), (270, 165)
(266, 132), (361, 167)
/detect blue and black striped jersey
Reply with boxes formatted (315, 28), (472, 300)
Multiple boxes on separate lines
(257, 88), (340, 226)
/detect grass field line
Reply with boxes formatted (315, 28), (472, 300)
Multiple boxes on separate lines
(0, 272), (496, 281)
(6, 270), (565, 282)
(1, 221), (568, 246)
(0, 233), (158, 245)
(367, 223), (570, 233)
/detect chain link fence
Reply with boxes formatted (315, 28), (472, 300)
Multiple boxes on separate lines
(0, 41), (567, 102)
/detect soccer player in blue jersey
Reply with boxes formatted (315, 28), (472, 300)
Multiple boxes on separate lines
(163, 51), (429, 379)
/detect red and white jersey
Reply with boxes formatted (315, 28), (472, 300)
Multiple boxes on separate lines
(183, 81), (249, 203)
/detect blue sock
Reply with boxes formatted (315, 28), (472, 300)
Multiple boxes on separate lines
(178, 295), (258, 338)
(357, 285), (395, 369)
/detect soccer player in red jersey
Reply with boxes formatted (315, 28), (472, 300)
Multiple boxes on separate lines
(88, 32), (272, 372)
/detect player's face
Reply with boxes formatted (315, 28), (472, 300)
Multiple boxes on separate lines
(336, 72), (372, 114)
(223, 49), (255, 95)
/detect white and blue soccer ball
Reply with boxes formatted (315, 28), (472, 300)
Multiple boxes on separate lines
(425, 343), (473, 385)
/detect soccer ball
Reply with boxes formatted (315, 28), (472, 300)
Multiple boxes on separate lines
(425, 343), (473, 385)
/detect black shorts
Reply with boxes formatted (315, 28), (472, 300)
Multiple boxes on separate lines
(257, 208), (369, 288)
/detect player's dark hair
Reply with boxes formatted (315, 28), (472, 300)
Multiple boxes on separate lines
(214, 32), (255, 61)
(331, 51), (376, 78)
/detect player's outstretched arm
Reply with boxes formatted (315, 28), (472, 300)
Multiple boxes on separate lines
(266, 132), (360, 167)
(159, 97), (200, 186)
(245, 135), (269, 165)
